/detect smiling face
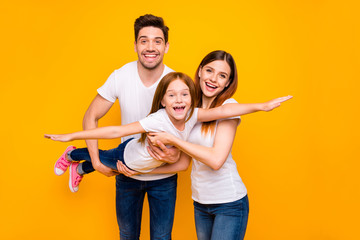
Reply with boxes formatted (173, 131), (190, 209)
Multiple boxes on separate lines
(135, 26), (169, 70)
(161, 78), (192, 126)
(198, 60), (231, 105)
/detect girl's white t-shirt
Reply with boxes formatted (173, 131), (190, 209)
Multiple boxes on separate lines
(124, 108), (199, 173)
(189, 98), (247, 204)
(97, 61), (175, 180)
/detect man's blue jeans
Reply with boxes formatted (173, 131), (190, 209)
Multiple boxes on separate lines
(116, 174), (177, 240)
(194, 195), (249, 240)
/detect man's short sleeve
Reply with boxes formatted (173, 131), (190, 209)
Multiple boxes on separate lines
(97, 71), (118, 103)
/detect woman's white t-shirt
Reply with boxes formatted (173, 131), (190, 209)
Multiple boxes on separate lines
(189, 99), (247, 204)
(124, 108), (199, 173)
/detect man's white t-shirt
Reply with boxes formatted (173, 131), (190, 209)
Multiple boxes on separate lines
(188, 99), (247, 204)
(124, 108), (199, 173)
(97, 61), (174, 180)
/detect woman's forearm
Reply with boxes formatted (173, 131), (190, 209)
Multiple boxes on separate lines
(149, 153), (191, 174)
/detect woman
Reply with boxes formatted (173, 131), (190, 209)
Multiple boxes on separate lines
(119, 50), (290, 239)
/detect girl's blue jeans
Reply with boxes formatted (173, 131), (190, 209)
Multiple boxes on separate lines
(194, 195), (249, 240)
(68, 138), (133, 173)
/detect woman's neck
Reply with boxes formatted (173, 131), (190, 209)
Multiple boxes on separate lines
(201, 95), (216, 109)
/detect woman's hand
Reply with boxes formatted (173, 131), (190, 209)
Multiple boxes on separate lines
(262, 95), (293, 112)
(147, 132), (173, 146)
(146, 137), (180, 164)
(44, 134), (72, 142)
(116, 161), (139, 177)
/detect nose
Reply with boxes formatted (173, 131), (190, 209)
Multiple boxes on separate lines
(175, 94), (182, 103)
(147, 41), (155, 51)
(209, 72), (216, 82)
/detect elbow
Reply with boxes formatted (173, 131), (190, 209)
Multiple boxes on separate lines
(179, 164), (190, 172)
(209, 157), (226, 171)
(83, 110), (99, 129)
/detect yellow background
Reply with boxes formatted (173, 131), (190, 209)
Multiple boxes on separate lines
(1, 0), (359, 239)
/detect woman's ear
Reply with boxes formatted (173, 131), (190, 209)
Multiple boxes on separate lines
(225, 80), (230, 88)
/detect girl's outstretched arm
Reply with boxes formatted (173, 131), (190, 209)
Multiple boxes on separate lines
(44, 122), (144, 142)
(197, 95), (293, 122)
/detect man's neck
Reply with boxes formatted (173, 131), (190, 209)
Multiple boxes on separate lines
(137, 61), (165, 88)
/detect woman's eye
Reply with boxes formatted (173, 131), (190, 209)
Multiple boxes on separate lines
(206, 69), (212, 73)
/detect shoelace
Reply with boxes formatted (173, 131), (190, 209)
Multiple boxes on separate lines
(73, 175), (83, 186)
(56, 157), (71, 169)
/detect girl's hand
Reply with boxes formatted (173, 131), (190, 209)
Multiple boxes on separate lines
(263, 95), (293, 112)
(44, 134), (72, 142)
(116, 161), (139, 177)
(147, 132), (173, 146)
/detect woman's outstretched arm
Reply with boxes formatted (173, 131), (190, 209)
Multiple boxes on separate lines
(44, 122), (144, 142)
(197, 95), (292, 122)
(148, 118), (239, 170)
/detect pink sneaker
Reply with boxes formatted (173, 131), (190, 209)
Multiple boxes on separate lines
(69, 162), (83, 193)
(54, 146), (76, 176)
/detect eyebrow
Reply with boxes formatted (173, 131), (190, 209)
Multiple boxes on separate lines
(166, 88), (190, 92)
(205, 66), (229, 76)
(138, 36), (164, 41)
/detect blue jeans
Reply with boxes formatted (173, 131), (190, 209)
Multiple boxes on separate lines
(194, 195), (249, 240)
(69, 138), (134, 173)
(116, 174), (177, 240)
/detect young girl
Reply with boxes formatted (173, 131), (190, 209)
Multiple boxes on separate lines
(45, 72), (291, 192)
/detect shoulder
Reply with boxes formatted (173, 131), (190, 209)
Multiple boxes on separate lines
(222, 98), (238, 105)
(113, 61), (137, 75)
(163, 64), (175, 74)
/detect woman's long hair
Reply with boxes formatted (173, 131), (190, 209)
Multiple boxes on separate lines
(194, 50), (238, 135)
(138, 72), (196, 144)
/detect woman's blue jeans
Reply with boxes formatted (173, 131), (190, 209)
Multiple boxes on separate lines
(194, 195), (249, 240)
(68, 138), (133, 173)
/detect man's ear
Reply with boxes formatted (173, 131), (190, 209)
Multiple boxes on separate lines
(165, 42), (169, 54)
(134, 41), (137, 53)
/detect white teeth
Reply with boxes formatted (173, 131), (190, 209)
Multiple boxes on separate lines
(206, 82), (217, 89)
(145, 54), (156, 57)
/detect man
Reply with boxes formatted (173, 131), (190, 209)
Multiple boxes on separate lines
(81, 14), (179, 240)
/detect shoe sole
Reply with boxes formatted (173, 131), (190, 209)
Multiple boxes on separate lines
(69, 163), (78, 193)
(54, 146), (75, 176)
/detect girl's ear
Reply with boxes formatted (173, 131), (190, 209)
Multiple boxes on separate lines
(161, 99), (166, 108)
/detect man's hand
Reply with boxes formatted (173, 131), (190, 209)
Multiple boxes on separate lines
(146, 138), (180, 164)
(93, 162), (118, 177)
(117, 161), (139, 177)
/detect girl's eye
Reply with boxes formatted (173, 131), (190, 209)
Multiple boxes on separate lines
(220, 74), (226, 79)
(206, 69), (212, 73)
(183, 93), (188, 96)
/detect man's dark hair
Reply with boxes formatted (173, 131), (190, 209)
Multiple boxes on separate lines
(134, 14), (169, 43)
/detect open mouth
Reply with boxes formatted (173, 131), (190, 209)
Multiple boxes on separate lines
(143, 52), (159, 61)
(205, 82), (217, 89)
(173, 106), (186, 112)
